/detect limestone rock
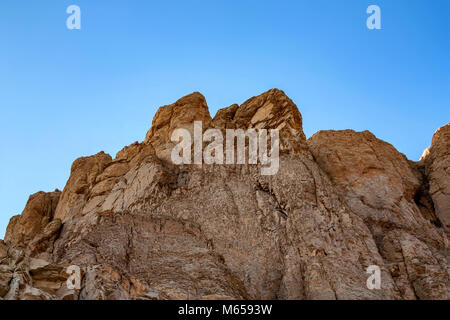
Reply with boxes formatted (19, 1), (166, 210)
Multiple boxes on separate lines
(54, 152), (112, 223)
(211, 104), (239, 129)
(421, 123), (450, 233)
(212, 89), (307, 152)
(28, 219), (62, 257)
(0, 240), (7, 259)
(5, 190), (61, 250)
(0, 243), (78, 300)
(1, 89), (449, 300)
(0, 241), (12, 297)
(145, 92), (212, 161)
(308, 129), (449, 299)
(308, 130), (445, 243)
(48, 90), (401, 300)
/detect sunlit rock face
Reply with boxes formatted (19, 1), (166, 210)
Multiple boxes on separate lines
(1, 90), (448, 300)
(420, 123), (450, 234)
(308, 129), (449, 300)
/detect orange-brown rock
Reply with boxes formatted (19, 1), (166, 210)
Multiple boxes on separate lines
(5, 190), (61, 250)
(46, 91), (403, 300)
(0, 247), (79, 300)
(144, 92), (212, 161)
(308, 129), (449, 299)
(421, 123), (450, 233)
(212, 89), (307, 152)
(54, 152), (112, 223)
(1, 90), (448, 300)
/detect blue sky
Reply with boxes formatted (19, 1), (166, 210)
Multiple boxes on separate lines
(0, 0), (449, 238)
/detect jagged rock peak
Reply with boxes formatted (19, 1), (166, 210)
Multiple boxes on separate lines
(144, 92), (212, 145)
(212, 89), (304, 131)
(234, 89), (304, 132)
(146, 89), (306, 139)
(1, 91), (449, 300)
(420, 123), (450, 161)
(5, 190), (61, 251)
(54, 151), (112, 223)
(307, 129), (444, 237)
(231, 89), (308, 151)
(431, 122), (450, 147)
(144, 89), (308, 157)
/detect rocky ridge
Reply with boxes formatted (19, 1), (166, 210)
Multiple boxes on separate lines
(1, 89), (448, 300)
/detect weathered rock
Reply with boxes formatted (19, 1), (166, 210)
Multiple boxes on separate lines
(421, 123), (450, 233)
(48, 91), (402, 300)
(0, 240), (7, 259)
(213, 89), (307, 153)
(1, 89), (449, 300)
(0, 243), (78, 300)
(145, 92), (212, 161)
(212, 104), (239, 129)
(0, 242), (12, 297)
(54, 152), (112, 223)
(5, 190), (61, 250)
(308, 129), (449, 299)
(411, 161), (441, 226)
(28, 219), (62, 258)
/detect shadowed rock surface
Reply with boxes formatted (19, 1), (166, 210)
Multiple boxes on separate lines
(1, 90), (448, 300)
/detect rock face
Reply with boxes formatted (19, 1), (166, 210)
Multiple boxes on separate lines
(5, 190), (61, 254)
(420, 124), (450, 233)
(308, 130), (449, 299)
(0, 241), (78, 300)
(1, 89), (448, 300)
(145, 92), (212, 162)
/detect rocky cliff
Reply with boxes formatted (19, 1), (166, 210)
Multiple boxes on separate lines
(1, 89), (448, 300)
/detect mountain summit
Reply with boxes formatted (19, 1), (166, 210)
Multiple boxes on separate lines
(1, 90), (448, 300)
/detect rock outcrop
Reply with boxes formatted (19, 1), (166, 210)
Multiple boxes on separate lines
(145, 92), (212, 162)
(0, 242), (78, 300)
(5, 190), (61, 254)
(420, 124), (450, 233)
(1, 89), (448, 300)
(308, 130), (449, 299)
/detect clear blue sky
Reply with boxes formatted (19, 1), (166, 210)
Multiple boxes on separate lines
(0, 0), (449, 238)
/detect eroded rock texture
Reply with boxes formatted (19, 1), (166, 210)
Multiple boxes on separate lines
(420, 124), (450, 233)
(5, 190), (62, 256)
(1, 90), (448, 300)
(308, 130), (449, 299)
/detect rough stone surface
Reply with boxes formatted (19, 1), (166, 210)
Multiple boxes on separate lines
(0, 246), (77, 300)
(308, 130), (449, 299)
(145, 92), (212, 162)
(1, 90), (448, 300)
(421, 123), (450, 233)
(54, 152), (112, 223)
(5, 190), (61, 250)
